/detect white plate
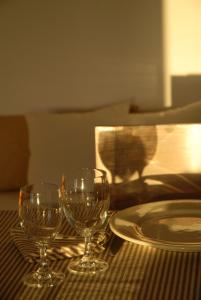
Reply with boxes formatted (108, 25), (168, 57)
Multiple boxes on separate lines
(109, 199), (201, 252)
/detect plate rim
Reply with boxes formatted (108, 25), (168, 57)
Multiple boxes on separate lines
(109, 199), (201, 252)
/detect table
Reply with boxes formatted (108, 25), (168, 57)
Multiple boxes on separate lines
(0, 210), (201, 300)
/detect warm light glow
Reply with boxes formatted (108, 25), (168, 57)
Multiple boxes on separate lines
(144, 179), (163, 186)
(169, 0), (201, 75)
(96, 125), (201, 183)
(36, 193), (40, 205)
(186, 125), (201, 171)
(96, 126), (123, 134)
(81, 178), (84, 191)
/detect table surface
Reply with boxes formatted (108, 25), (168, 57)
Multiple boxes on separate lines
(0, 210), (201, 300)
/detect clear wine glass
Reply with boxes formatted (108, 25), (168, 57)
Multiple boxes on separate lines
(19, 182), (65, 287)
(60, 168), (110, 275)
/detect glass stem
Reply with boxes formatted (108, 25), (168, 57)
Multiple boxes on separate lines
(37, 243), (50, 275)
(84, 235), (92, 259)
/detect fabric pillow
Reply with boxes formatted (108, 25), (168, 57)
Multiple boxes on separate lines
(26, 101), (131, 185)
(0, 116), (29, 191)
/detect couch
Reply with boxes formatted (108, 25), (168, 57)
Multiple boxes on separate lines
(1, 100), (201, 210)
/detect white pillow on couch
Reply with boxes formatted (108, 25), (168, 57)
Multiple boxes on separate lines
(127, 100), (201, 125)
(26, 100), (201, 185)
(26, 101), (131, 185)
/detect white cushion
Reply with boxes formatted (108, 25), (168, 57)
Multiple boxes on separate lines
(26, 100), (201, 185)
(127, 100), (201, 125)
(26, 101), (130, 185)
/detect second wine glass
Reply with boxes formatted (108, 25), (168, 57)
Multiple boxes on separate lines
(60, 168), (110, 275)
(19, 182), (65, 287)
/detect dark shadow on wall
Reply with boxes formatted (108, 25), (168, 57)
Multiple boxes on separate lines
(172, 75), (201, 107)
(98, 126), (157, 184)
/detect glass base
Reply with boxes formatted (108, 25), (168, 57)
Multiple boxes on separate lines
(68, 257), (109, 275)
(23, 270), (65, 288)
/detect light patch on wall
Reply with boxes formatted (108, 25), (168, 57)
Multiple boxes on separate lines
(169, 0), (201, 75)
(186, 125), (201, 172)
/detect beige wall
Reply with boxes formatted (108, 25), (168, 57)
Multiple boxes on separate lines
(0, 0), (164, 114)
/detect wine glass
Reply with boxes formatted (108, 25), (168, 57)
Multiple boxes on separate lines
(60, 168), (110, 275)
(19, 182), (65, 287)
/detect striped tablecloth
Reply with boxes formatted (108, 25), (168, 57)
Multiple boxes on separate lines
(0, 210), (201, 300)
